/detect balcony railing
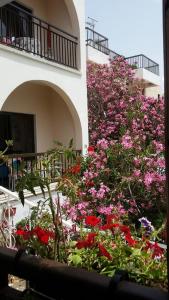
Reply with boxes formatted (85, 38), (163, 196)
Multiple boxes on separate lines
(0, 150), (81, 192)
(0, 3), (78, 69)
(86, 27), (119, 60)
(125, 54), (159, 75)
(86, 28), (159, 76)
(0, 247), (167, 300)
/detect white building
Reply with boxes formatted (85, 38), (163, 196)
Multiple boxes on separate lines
(0, 0), (88, 156)
(0, 1), (162, 228)
(86, 27), (161, 98)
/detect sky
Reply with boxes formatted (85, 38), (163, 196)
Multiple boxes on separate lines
(85, 0), (164, 91)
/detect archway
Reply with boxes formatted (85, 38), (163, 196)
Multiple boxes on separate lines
(1, 80), (82, 153)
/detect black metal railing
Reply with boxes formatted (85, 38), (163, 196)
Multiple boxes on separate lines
(0, 150), (81, 191)
(86, 27), (120, 60)
(0, 247), (167, 300)
(125, 54), (159, 75)
(0, 3), (78, 69)
(86, 28), (159, 75)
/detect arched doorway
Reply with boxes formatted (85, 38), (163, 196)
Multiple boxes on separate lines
(1, 80), (82, 153)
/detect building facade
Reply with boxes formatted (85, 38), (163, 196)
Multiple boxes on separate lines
(86, 27), (161, 98)
(0, 0), (88, 155)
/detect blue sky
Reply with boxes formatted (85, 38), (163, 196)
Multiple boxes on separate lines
(85, 0), (163, 90)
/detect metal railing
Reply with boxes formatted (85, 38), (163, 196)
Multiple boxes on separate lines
(86, 27), (120, 60)
(86, 28), (159, 75)
(0, 247), (167, 300)
(0, 150), (81, 191)
(0, 3), (78, 69)
(125, 54), (159, 75)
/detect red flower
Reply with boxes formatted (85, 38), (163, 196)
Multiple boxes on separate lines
(125, 233), (137, 247)
(98, 243), (112, 260)
(152, 242), (164, 258)
(76, 240), (89, 249)
(32, 226), (54, 245)
(16, 229), (25, 236)
(76, 232), (97, 249)
(87, 146), (94, 153)
(144, 240), (153, 251)
(39, 234), (49, 245)
(23, 231), (31, 240)
(111, 223), (120, 228)
(70, 164), (81, 174)
(100, 223), (119, 231)
(144, 241), (164, 258)
(86, 180), (95, 187)
(85, 216), (101, 226)
(120, 225), (130, 234)
(106, 214), (118, 224)
(86, 232), (97, 245)
(100, 224), (113, 231)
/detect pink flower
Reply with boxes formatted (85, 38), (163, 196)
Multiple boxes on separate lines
(133, 170), (141, 177)
(121, 134), (133, 149)
(144, 172), (154, 187)
(97, 138), (109, 150)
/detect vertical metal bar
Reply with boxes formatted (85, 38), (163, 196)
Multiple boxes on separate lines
(40, 20), (42, 57)
(74, 43), (77, 68)
(60, 35), (63, 64)
(163, 0), (169, 285)
(70, 40), (72, 67)
(52, 32), (55, 61)
(33, 20), (35, 54)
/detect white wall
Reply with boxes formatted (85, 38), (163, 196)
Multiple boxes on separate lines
(86, 45), (109, 65)
(134, 68), (160, 87)
(0, 0), (88, 153)
(2, 83), (76, 152)
(19, 0), (73, 35)
(144, 86), (161, 98)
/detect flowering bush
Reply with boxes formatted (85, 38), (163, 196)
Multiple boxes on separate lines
(60, 140), (166, 227)
(87, 57), (164, 145)
(59, 58), (165, 227)
(14, 212), (167, 290)
(15, 208), (55, 258)
(14, 57), (167, 291)
(67, 214), (167, 290)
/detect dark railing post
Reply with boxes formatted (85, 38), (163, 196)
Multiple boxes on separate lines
(0, 268), (8, 290)
(163, 0), (169, 286)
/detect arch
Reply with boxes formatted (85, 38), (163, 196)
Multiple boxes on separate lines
(1, 80), (83, 151)
(64, 0), (80, 38)
(64, 0), (81, 69)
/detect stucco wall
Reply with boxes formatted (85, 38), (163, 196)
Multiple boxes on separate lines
(2, 83), (76, 152)
(86, 45), (110, 65)
(16, 0), (73, 35)
(144, 86), (161, 98)
(50, 89), (75, 147)
(0, 0), (88, 153)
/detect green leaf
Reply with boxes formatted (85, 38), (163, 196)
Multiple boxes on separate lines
(69, 138), (74, 149)
(131, 249), (141, 256)
(69, 254), (82, 265)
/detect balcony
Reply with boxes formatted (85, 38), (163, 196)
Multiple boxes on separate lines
(0, 3), (78, 69)
(86, 27), (119, 63)
(0, 150), (81, 192)
(86, 27), (159, 77)
(125, 54), (159, 76)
